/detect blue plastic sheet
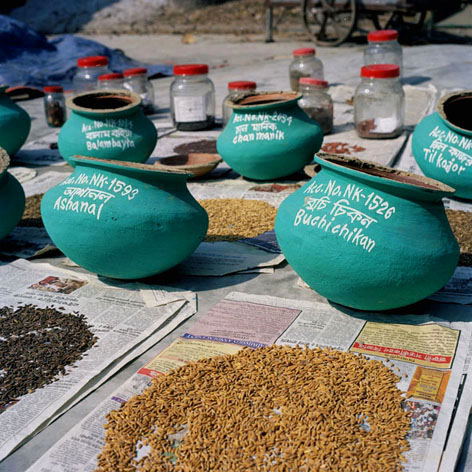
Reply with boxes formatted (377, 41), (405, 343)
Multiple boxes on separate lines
(0, 15), (173, 89)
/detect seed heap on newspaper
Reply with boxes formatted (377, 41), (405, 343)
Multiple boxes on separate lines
(0, 304), (97, 412)
(96, 345), (411, 471)
(19, 193), (44, 227)
(446, 209), (472, 266)
(199, 198), (277, 242)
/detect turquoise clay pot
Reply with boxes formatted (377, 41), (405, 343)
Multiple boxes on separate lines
(40, 156), (208, 279)
(58, 90), (157, 167)
(216, 91), (323, 180)
(0, 147), (25, 240)
(412, 90), (472, 199)
(275, 153), (459, 311)
(0, 85), (30, 156)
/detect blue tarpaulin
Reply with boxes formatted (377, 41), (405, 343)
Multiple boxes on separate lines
(0, 15), (173, 89)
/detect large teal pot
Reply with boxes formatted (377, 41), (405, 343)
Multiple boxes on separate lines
(275, 153), (459, 311)
(40, 156), (208, 279)
(0, 85), (30, 156)
(412, 90), (472, 199)
(0, 147), (25, 240)
(217, 91), (323, 180)
(58, 90), (157, 167)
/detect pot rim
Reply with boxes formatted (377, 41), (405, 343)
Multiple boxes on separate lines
(315, 153), (456, 195)
(438, 90), (472, 137)
(66, 89), (142, 114)
(157, 153), (222, 170)
(70, 155), (193, 177)
(0, 146), (10, 174)
(228, 91), (302, 111)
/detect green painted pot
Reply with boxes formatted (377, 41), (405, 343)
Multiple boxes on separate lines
(0, 85), (30, 156)
(412, 90), (472, 199)
(40, 156), (208, 279)
(216, 91), (323, 180)
(58, 90), (157, 167)
(275, 153), (459, 311)
(0, 147), (25, 240)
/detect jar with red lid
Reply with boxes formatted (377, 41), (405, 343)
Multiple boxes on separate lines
(222, 80), (257, 127)
(364, 30), (403, 75)
(72, 56), (110, 94)
(354, 64), (404, 139)
(97, 72), (124, 90)
(43, 85), (66, 127)
(123, 67), (155, 114)
(289, 47), (324, 92)
(170, 64), (215, 131)
(298, 78), (333, 135)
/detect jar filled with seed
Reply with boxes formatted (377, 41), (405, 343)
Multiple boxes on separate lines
(170, 64), (215, 131)
(72, 56), (110, 94)
(354, 64), (404, 139)
(298, 78), (333, 135)
(43, 85), (67, 127)
(123, 67), (155, 114)
(289, 47), (324, 92)
(222, 80), (257, 127)
(364, 29), (403, 75)
(97, 72), (125, 90)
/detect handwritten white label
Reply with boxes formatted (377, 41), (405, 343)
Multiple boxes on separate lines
(53, 172), (139, 220)
(423, 126), (472, 176)
(80, 119), (136, 152)
(231, 111), (293, 145)
(294, 178), (397, 253)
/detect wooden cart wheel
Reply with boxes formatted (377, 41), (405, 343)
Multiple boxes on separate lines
(302, 0), (357, 46)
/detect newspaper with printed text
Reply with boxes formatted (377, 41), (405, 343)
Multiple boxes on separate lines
(27, 291), (471, 472)
(0, 259), (196, 462)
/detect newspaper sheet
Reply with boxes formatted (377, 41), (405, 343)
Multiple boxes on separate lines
(28, 292), (470, 472)
(22, 170), (71, 197)
(12, 131), (65, 167)
(0, 259), (196, 462)
(8, 167), (37, 184)
(429, 267), (472, 305)
(0, 227), (56, 259)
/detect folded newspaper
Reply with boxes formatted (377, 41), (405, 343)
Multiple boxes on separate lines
(27, 291), (472, 472)
(0, 259), (197, 462)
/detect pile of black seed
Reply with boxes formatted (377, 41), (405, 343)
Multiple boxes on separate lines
(0, 305), (98, 412)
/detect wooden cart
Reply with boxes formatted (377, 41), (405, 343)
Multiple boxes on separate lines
(265, 0), (446, 45)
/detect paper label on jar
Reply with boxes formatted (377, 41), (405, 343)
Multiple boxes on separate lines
(174, 96), (207, 122)
(374, 116), (400, 133)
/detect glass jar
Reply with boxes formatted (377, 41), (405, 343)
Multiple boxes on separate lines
(43, 85), (67, 127)
(222, 80), (257, 127)
(123, 67), (155, 114)
(354, 64), (404, 139)
(364, 30), (403, 75)
(289, 47), (324, 92)
(97, 72), (124, 90)
(170, 64), (215, 131)
(298, 78), (333, 135)
(72, 56), (110, 94)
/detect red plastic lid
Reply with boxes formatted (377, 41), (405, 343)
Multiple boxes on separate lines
(174, 64), (209, 76)
(228, 81), (257, 90)
(123, 67), (148, 77)
(43, 85), (63, 93)
(367, 29), (399, 42)
(361, 64), (400, 78)
(299, 78), (328, 88)
(77, 56), (109, 67)
(98, 73), (123, 81)
(293, 47), (315, 56)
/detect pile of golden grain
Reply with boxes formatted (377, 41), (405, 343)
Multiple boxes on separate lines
(199, 198), (277, 242)
(96, 345), (410, 471)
